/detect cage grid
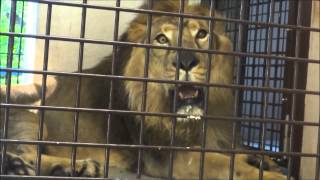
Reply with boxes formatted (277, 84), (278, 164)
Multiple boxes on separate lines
(215, 0), (290, 153)
(0, 0), (319, 179)
(239, 0), (289, 153)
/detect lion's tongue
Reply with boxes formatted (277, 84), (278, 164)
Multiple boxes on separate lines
(178, 87), (199, 100)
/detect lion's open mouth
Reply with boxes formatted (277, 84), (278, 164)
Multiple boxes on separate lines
(170, 85), (204, 121)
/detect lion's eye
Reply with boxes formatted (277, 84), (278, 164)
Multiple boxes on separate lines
(196, 29), (208, 39)
(155, 34), (169, 44)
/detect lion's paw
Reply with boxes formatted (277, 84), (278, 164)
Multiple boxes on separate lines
(3, 152), (35, 175)
(246, 155), (282, 172)
(50, 159), (100, 177)
(263, 171), (286, 180)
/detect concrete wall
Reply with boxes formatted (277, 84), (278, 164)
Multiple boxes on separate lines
(300, 1), (320, 179)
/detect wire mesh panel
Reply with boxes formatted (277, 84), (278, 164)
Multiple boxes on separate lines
(239, 0), (290, 152)
(0, 0), (319, 180)
(214, 0), (241, 50)
(214, 0), (290, 152)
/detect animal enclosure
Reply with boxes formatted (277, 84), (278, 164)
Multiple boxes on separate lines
(0, 0), (319, 179)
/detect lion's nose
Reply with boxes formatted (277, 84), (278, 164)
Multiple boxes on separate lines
(173, 51), (199, 71)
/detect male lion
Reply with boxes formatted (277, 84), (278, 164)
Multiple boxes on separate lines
(0, 1), (285, 179)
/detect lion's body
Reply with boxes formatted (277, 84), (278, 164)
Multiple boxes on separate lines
(0, 1), (285, 179)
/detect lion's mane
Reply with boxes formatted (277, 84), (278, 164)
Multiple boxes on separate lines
(115, 1), (237, 148)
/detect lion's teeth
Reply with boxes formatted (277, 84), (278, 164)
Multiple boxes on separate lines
(187, 115), (202, 120)
(185, 105), (193, 113)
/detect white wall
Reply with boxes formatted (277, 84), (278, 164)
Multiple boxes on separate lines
(34, 0), (144, 72)
(33, 0), (201, 72)
(300, 1), (320, 179)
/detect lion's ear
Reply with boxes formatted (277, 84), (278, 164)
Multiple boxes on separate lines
(213, 11), (226, 35)
(212, 11), (232, 51)
(151, 0), (180, 12)
(127, 22), (146, 43)
(126, 0), (190, 43)
(216, 34), (233, 52)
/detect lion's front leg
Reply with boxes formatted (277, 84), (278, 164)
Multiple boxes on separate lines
(14, 148), (134, 177)
(144, 151), (285, 180)
(180, 152), (286, 180)
(4, 150), (101, 177)
(41, 155), (101, 177)
(2, 152), (35, 175)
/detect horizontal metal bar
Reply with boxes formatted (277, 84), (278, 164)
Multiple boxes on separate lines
(0, 175), (112, 180)
(21, 0), (320, 32)
(1, 67), (319, 95)
(1, 103), (319, 127)
(0, 139), (319, 158)
(0, 32), (319, 64)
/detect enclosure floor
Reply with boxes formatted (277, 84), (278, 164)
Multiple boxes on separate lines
(109, 167), (160, 180)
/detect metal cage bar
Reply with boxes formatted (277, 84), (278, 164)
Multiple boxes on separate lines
(199, 1), (216, 179)
(70, 0), (87, 176)
(17, 0), (320, 32)
(286, 0), (302, 178)
(0, 0), (319, 179)
(1, 102), (319, 127)
(1, 31), (318, 64)
(168, 1), (185, 178)
(34, 2), (52, 175)
(316, 122), (320, 179)
(104, 0), (121, 177)
(0, 0), (16, 174)
(228, 0), (249, 179)
(258, 0), (275, 179)
(137, 0), (153, 178)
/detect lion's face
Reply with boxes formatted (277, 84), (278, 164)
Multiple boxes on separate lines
(123, 4), (234, 142)
(148, 18), (214, 121)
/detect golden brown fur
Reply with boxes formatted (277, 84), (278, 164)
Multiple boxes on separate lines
(123, 6), (235, 148)
(1, 1), (285, 179)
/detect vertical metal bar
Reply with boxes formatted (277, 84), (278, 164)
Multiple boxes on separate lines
(287, 0), (301, 179)
(258, 0), (271, 151)
(254, 0), (267, 149)
(229, 0), (247, 179)
(262, 0), (272, 113)
(0, 0), (1, 69)
(258, 0), (275, 179)
(137, 0), (153, 178)
(0, 0), (16, 174)
(104, 0), (121, 177)
(242, 0), (254, 147)
(199, 1), (215, 179)
(269, 0), (285, 151)
(247, 0), (260, 149)
(315, 117), (320, 179)
(231, 0), (241, 51)
(35, 2), (52, 176)
(70, 0), (87, 176)
(168, 0), (184, 179)
(279, 0), (289, 153)
(16, 1), (25, 84)
(226, 0), (231, 33)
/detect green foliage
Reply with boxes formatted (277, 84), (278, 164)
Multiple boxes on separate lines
(0, 0), (28, 84)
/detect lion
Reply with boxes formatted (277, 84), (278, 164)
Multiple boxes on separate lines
(0, 1), (285, 179)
